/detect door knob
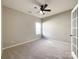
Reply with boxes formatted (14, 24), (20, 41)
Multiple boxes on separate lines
(70, 35), (74, 36)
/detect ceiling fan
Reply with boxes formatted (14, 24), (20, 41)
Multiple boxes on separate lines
(33, 0), (51, 15)
(40, 4), (51, 14)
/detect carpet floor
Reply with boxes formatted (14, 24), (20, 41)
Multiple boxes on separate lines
(2, 39), (73, 59)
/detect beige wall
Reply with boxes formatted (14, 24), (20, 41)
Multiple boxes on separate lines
(3, 6), (41, 48)
(43, 11), (71, 43)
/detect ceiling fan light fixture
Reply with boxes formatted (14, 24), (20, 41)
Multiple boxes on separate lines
(40, 11), (45, 15)
(40, 11), (43, 14)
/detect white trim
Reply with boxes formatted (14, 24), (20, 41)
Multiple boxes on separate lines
(71, 4), (78, 59)
(71, 9), (73, 54)
(72, 4), (78, 13)
(47, 38), (70, 45)
(78, 1), (79, 58)
(72, 51), (77, 59)
(3, 38), (39, 50)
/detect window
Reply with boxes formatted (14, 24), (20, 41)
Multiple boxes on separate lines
(35, 22), (41, 35)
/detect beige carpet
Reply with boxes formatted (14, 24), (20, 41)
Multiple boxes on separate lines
(2, 39), (73, 59)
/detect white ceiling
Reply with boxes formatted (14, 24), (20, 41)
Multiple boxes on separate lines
(2, 0), (77, 18)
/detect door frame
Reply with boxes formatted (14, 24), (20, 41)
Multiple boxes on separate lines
(71, 4), (78, 59)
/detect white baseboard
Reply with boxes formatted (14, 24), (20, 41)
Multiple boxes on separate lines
(3, 38), (39, 50)
(72, 51), (77, 59)
(47, 38), (70, 45)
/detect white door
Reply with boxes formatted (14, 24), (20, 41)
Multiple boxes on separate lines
(71, 4), (78, 59)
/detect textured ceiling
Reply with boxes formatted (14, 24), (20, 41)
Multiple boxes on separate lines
(2, 0), (77, 18)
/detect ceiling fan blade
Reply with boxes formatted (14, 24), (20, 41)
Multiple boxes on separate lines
(43, 9), (51, 12)
(43, 4), (48, 9)
(40, 4), (48, 10)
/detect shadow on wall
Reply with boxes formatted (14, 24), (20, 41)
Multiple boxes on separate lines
(41, 34), (48, 39)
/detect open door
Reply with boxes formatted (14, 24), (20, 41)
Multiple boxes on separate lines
(71, 4), (78, 59)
